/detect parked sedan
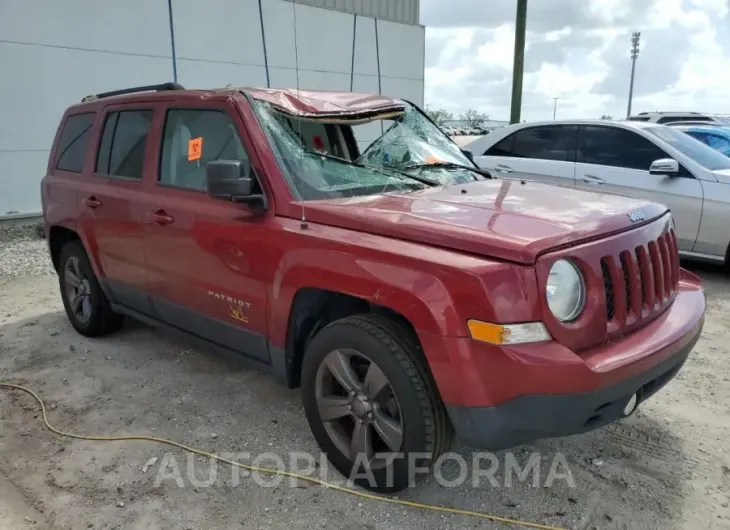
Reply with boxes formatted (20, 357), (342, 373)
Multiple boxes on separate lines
(464, 119), (730, 265)
(674, 125), (730, 157)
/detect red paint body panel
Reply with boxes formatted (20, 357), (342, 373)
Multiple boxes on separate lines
(42, 86), (705, 420)
(296, 180), (669, 265)
(421, 271), (703, 406)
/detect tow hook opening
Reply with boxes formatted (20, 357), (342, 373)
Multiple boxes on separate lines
(623, 392), (639, 417)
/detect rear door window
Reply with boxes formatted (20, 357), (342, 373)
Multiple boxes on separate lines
(95, 110), (154, 179)
(511, 126), (577, 162)
(55, 113), (96, 173)
(484, 133), (515, 156)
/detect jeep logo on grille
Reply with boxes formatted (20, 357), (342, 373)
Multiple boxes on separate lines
(627, 211), (645, 222)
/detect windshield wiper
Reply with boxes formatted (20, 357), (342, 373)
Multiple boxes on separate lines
(405, 162), (493, 180)
(306, 151), (440, 187)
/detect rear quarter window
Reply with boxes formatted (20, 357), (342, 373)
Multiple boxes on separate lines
(55, 112), (96, 173)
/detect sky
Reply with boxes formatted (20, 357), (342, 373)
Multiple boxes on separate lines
(420, 0), (730, 121)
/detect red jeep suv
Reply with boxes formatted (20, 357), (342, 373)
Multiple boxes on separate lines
(42, 83), (705, 491)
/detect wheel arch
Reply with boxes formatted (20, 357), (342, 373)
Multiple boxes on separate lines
(48, 224), (105, 280)
(281, 287), (429, 389)
(49, 225), (82, 272)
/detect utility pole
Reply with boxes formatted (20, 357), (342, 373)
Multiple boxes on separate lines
(509, 0), (528, 124)
(552, 97), (559, 120)
(626, 32), (640, 118)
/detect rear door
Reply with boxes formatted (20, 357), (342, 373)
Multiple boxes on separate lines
(474, 125), (577, 186)
(574, 125), (703, 251)
(77, 105), (156, 313)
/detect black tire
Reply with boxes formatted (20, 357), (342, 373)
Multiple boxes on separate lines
(301, 313), (452, 492)
(58, 240), (123, 337)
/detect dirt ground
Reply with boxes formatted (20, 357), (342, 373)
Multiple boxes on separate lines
(1, 228), (729, 530)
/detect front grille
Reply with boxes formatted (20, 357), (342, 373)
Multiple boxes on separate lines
(601, 229), (679, 329)
(620, 253), (633, 312)
(601, 259), (615, 321)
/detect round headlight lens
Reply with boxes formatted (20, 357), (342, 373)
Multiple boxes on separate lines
(546, 260), (585, 322)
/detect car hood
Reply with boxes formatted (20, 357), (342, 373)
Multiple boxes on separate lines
(298, 180), (668, 264)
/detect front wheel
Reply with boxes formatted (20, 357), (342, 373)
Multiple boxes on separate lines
(301, 314), (452, 492)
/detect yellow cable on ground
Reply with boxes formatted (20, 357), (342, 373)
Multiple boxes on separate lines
(0, 382), (566, 530)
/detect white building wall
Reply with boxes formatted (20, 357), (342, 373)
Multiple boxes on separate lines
(0, 0), (424, 218)
(0, 0), (173, 218)
(293, 0), (420, 26)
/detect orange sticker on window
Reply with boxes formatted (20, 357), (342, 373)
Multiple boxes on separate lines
(188, 137), (203, 161)
(425, 156), (441, 164)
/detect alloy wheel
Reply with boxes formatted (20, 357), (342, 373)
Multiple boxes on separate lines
(315, 349), (404, 469)
(64, 256), (92, 324)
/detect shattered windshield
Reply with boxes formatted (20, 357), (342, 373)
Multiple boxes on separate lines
(355, 105), (475, 171)
(251, 99), (485, 201)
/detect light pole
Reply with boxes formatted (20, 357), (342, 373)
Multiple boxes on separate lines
(552, 97), (559, 120)
(509, 0), (528, 124)
(627, 32), (640, 118)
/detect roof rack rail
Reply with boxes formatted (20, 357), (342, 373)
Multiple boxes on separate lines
(81, 82), (185, 102)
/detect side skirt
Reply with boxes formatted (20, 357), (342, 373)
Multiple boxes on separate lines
(109, 302), (292, 387)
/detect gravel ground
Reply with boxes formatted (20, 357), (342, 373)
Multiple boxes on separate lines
(0, 222), (53, 282)
(0, 226), (729, 530)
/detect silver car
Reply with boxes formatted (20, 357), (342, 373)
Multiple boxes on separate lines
(465, 119), (730, 264)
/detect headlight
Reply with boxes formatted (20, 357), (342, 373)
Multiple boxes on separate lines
(546, 259), (585, 322)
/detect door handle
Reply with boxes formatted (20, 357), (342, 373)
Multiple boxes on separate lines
(146, 210), (175, 225)
(495, 164), (513, 173)
(580, 174), (605, 185)
(82, 196), (103, 209)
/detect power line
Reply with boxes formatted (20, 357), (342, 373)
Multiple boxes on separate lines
(626, 31), (640, 118)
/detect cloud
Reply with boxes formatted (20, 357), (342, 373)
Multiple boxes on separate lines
(421, 0), (730, 120)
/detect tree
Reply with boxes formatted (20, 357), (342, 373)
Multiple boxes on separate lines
(600, 114), (614, 120)
(461, 109), (490, 128)
(425, 107), (453, 126)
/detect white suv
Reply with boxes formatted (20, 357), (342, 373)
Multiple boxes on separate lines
(465, 119), (730, 264)
(627, 111), (730, 125)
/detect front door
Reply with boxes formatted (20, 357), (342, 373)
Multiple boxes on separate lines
(143, 104), (272, 362)
(574, 125), (703, 251)
(475, 125), (577, 186)
(77, 106), (156, 314)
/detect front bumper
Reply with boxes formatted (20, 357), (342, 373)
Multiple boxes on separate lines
(419, 272), (705, 450)
(445, 318), (701, 449)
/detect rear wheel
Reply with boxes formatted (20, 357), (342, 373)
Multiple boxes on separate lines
(301, 314), (452, 492)
(58, 241), (123, 337)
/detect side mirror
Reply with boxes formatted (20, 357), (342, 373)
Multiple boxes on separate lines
(206, 160), (267, 208)
(649, 158), (679, 176)
(463, 149), (475, 163)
